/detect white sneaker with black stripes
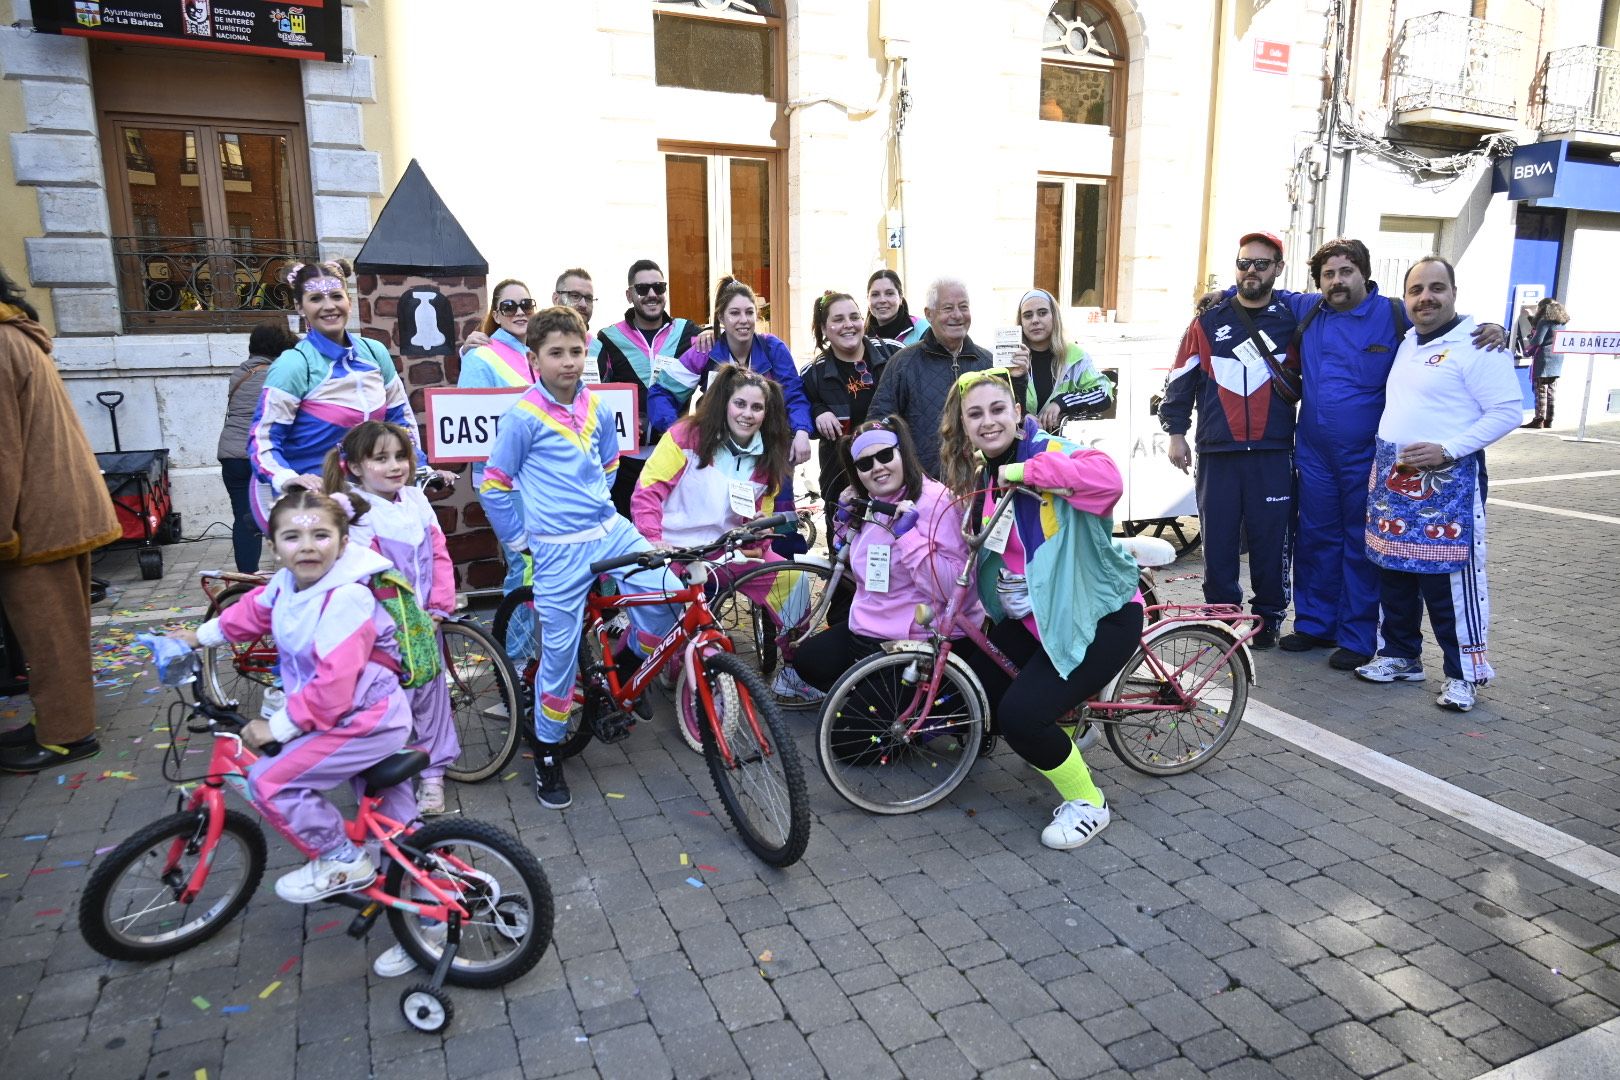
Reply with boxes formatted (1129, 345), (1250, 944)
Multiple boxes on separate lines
(1041, 797), (1111, 851)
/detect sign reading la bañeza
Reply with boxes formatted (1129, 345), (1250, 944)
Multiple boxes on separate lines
(424, 384), (641, 464)
(1552, 331), (1620, 355)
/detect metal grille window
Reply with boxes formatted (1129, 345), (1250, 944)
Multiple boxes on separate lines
(653, 0), (781, 99)
(105, 119), (314, 331)
(1535, 45), (1620, 138)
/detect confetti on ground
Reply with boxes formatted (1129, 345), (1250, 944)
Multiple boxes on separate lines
(29, 868), (53, 876)
(57, 775), (65, 785)
(221, 1005), (249, 1015)
(258, 981), (282, 999)
(574, 1036), (588, 1043)
(605, 792), (625, 799)
(59, 860), (83, 868)
(685, 877), (705, 889)
(501, 772), (517, 781)
(697, 864), (717, 873)
(278, 956), (298, 974)
(195, 1069), (209, 1080)
(757, 949), (773, 963)
(1465, 732), (1485, 738)
(22, 834), (46, 841)
(313, 920), (340, 933)
(679, 853), (688, 865)
(95, 846), (117, 855)
(34, 908), (63, 917)
(144, 687), (164, 695)
(689, 810), (710, 817)
(191, 996), (211, 1011)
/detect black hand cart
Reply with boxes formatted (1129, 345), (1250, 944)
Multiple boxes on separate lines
(94, 391), (181, 580)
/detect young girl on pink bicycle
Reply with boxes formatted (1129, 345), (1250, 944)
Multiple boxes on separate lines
(323, 421), (459, 817)
(632, 364), (817, 702)
(937, 369), (1143, 851)
(171, 488), (418, 902)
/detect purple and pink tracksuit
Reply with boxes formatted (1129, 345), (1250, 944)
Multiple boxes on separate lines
(197, 544), (415, 858)
(348, 485), (460, 782)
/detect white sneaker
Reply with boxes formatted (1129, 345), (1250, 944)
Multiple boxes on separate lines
(416, 778), (446, 816)
(1074, 723), (1100, 752)
(1041, 797), (1111, 851)
(1437, 679), (1475, 712)
(772, 666), (825, 705)
(274, 850), (376, 904)
(373, 922), (447, 978)
(1354, 656), (1426, 683)
(260, 685), (286, 720)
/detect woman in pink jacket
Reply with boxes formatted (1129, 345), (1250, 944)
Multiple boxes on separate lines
(793, 415), (983, 690)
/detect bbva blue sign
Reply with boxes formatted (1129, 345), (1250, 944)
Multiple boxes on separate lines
(1505, 141), (1564, 201)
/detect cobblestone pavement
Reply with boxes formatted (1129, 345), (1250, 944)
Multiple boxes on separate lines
(4, 423), (1620, 1079)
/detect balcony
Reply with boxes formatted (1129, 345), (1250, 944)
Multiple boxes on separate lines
(1392, 12), (1522, 132)
(113, 236), (317, 333)
(1534, 45), (1620, 148)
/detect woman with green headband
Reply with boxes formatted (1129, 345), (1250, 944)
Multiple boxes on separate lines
(938, 368), (1142, 851)
(1011, 289), (1114, 433)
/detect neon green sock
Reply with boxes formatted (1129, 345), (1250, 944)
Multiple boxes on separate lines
(1059, 722), (1076, 740)
(1037, 744), (1104, 807)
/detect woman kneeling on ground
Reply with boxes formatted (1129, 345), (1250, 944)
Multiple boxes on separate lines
(938, 369), (1143, 851)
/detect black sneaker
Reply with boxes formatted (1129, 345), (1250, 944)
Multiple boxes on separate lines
(1329, 648), (1372, 671)
(1278, 631), (1334, 652)
(1252, 627), (1278, 650)
(534, 744), (571, 810)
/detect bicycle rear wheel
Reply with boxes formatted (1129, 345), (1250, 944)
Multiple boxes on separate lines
(80, 809), (266, 961)
(1103, 626), (1247, 776)
(202, 585), (275, 719)
(440, 621), (523, 783)
(386, 819), (553, 989)
(816, 649), (986, 815)
(696, 652), (810, 866)
(492, 587), (593, 759)
(709, 560), (843, 679)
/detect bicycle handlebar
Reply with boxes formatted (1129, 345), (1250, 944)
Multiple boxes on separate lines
(193, 697), (281, 756)
(588, 512), (797, 576)
(961, 483), (1031, 546)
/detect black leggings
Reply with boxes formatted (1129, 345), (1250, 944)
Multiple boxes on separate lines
(794, 624), (984, 693)
(965, 604), (1143, 771)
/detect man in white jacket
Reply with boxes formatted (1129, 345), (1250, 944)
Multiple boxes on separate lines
(1355, 256), (1522, 713)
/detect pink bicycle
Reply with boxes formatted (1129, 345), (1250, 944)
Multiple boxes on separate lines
(815, 485), (1260, 814)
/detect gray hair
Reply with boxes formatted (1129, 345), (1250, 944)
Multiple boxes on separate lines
(925, 276), (970, 310)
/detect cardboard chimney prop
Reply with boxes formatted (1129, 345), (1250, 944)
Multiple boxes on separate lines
(354, 160), (502, 590)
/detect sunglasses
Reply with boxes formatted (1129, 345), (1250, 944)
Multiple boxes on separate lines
(495, 298), (539, 316)
(1235, 258), (1276, 272)
(953, 367), (1014, 393)
(854, 446), (898, 472)
(632, 282), (669, 298)
(853, 358), (873, 388)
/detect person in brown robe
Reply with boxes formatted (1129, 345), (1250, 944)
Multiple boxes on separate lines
(0, 267), (120, 773)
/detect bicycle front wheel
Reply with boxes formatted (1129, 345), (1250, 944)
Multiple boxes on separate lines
(492, 587), (593, 759)
(80, 809), (267, 961)
(386, 819), (554, 989)
(440, 621), (523, 783)
(696, 652), (810, 867)
(710, 560), (843, 678)
(1103, 626), (1248, 776)
(202, 585), (275, 718)
(817, 649), (986, 815)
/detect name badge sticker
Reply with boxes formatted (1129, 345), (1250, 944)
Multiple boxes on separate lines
(729, 480), (758, 519)
(985, 509), (1014, 555)
(865, 544), (892, 593)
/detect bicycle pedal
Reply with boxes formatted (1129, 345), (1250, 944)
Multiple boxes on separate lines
(591, 710), (635, 744)
(347, 901), (384, 938)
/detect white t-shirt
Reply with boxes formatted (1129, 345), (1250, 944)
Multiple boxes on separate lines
(1376, 316), (1522, 458)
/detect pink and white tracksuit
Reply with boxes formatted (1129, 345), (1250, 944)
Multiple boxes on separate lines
(197, 544), (415, 858)
(348, 486), (460, 782)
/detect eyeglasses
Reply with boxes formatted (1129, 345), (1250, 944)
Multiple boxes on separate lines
(632, 282), (669, 298)
(854, 446), (898, 472)
(1235, 258), (1276, 272)
(557, 290), (595, 306)
(495, 298), (539, 316)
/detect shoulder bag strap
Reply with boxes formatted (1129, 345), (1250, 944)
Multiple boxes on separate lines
(227, 359), (273, 401)
(1229, 301), (1301, 404)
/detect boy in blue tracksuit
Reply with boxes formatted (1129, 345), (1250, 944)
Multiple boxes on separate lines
(1161, 232), (1300, 648)
(480, 306), (677, 810)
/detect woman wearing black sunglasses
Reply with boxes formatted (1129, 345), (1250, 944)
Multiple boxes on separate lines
(794, 416), (983, 693)
(803, 291), (904, 544)
(458, 278), (541, 662)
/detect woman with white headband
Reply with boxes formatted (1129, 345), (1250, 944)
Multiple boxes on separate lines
(1012, 288), (1114, 433)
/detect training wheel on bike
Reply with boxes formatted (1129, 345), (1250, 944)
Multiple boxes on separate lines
(400, 984), (453, 1033)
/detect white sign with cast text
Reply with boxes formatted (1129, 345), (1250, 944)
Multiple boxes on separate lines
(1552, 330), (1620, 355)
(424, 383), (641, 463)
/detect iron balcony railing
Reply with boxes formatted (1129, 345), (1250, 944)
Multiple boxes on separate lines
(1393, 11), (1522, 120)
(1535, 45), (1620, 137)
(113, 236), (317, 332)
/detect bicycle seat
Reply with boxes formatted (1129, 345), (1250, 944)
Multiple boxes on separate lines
(1118, 535), (1177, 568)
(357, 749), (430, 795)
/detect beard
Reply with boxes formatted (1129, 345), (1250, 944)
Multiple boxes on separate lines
(1237, 277), (1269, 301)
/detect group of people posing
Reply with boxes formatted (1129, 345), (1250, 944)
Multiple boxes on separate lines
(1162, 232), (1524, 715)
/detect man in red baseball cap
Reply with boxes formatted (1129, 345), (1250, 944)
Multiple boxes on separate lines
(1159, 232), (1300, 649)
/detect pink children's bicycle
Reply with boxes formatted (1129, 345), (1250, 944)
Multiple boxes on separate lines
(815, 485), (1260, 814)
(78, 639), (552, 1034)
